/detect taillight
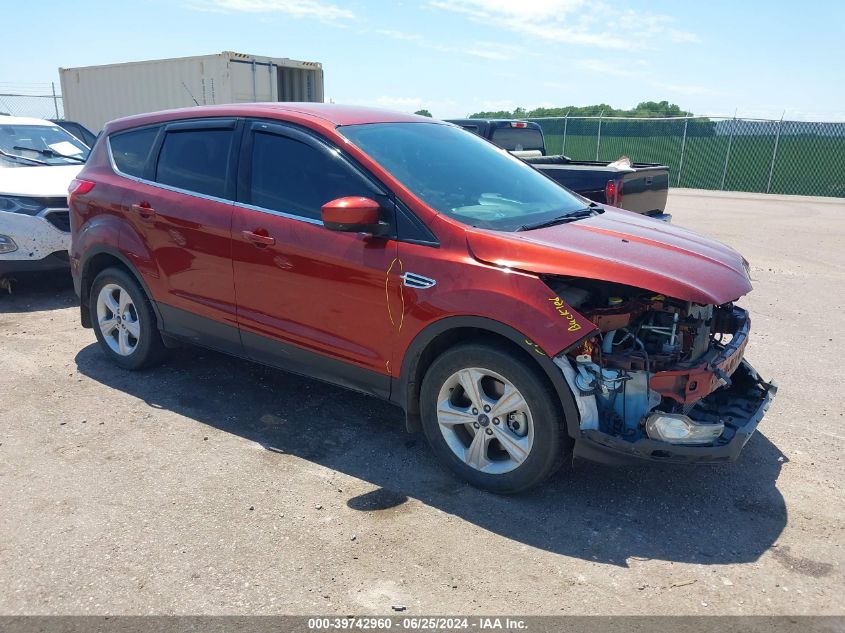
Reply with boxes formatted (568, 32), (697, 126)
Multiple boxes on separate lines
(68, 178), (95, 196)
(510, 121), (528, 128)
(68, 179), (95, 209)
(605, 179), (623, 206)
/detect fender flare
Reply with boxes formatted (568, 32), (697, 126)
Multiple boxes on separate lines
(79, 245), (163, 329)
(396, 315), (583, 439)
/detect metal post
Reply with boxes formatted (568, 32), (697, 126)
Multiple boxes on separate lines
(720, 110), (737, 190)
(766, 112), (785, 194)
(51, 82), (59, 119)
(251, 60), (257, 100)
(561, 110), (569, 156)
(677, 115), (689, 187)
(595, 109), (605, 161)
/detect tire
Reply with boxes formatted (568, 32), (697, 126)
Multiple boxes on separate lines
(420, 342), (568, 494)
(89, 267), (166, 370)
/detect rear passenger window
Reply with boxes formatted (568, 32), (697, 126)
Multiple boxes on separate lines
(249, 132), (372, 220)
(155, 129), (234, 199)
(110, 127), (159, 178)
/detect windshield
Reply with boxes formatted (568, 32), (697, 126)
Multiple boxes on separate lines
(339, 122), (587, 231)
(0, 123), (90, 167)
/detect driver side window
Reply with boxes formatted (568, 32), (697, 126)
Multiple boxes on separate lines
(249, 131), (373, 221)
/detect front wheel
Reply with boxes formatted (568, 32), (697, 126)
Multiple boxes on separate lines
(420, 343), (567, 493)
(89, 267), (166, 370)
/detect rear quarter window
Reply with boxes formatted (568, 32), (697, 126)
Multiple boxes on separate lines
(109, 127), (160, 178)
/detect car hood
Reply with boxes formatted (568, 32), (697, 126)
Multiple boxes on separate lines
(466, 208), (752, 305)
(0, 165), (82, 197)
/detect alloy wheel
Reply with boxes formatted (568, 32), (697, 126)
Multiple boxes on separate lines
(96, 283), (141, 356)
(436, 367), (535, 474)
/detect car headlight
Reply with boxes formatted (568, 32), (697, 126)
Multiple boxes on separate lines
(645, 412), (724, 445)
(0, 234), (18, 254)
(0, 196), (46, 216)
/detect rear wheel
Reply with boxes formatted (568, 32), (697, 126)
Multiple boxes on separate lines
(90, 267), (165, 370)
(420, 343), (566, 493)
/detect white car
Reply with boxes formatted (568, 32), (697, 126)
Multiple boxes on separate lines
(0, 116), (88, 276)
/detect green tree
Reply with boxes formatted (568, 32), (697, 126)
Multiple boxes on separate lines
(468, 101), (694, 119)
(414, 109), (432, 117)
(466, 110), (515, 118)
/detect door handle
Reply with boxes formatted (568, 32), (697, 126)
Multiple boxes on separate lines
(131, 203), (156, 219)
(242, 230), (276, 246)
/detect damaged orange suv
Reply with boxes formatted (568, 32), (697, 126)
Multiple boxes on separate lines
(69, 104), (777, 493)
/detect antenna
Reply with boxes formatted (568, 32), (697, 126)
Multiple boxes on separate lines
(181, 81), (200, 106)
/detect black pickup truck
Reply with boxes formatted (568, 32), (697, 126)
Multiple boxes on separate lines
(447, 118), (671, 219)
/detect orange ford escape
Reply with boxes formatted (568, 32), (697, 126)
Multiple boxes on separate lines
(69, 104), (776, 493)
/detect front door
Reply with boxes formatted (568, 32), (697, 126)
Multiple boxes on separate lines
(231, 121), (398, 398)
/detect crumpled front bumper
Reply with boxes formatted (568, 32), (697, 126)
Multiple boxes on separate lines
(572, 359), (777, 465)
(0, 210), (70, 274)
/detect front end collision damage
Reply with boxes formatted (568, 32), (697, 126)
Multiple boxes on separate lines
(542, 276), (777, 464)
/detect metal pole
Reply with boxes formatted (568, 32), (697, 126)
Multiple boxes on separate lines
(766, 111), (785, 194)
(251, 60), (257, 100)
(562, 110), (569, 156)
(720, 110), (737, 190)
(677, 115), (689, 187)
(596, 109), (604, 161)
(51, 82), (59, 119)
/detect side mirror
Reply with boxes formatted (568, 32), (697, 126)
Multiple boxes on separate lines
(321, 197), (386, 235)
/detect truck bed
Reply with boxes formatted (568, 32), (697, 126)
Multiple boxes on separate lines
(525, 155), (670, 217)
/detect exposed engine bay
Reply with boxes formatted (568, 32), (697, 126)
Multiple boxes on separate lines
(546, 276), (755, 446)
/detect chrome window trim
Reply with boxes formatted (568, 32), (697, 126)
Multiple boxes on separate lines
(106, 138), (233, 206)
(233, 201), (324, 226)
(106, 136), (324, 227)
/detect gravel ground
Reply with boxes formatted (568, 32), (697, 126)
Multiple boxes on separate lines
(0, 189), (843, 615)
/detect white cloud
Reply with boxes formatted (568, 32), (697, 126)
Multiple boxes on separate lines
(432, 41), (522, 60)
(650, 81), (720, 97)
(375, 29), (423, 41)
(373, 96), (425, 109)
(373, 29), (524, 60)
(576, 58), (632, 77)
(191, 0), (354, 20)
(428, 0), (698, 50)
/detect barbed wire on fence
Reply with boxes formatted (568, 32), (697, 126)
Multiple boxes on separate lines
(529, 115), (845, 198)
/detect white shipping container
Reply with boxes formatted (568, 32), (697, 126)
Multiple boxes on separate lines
(59, 51), (324, 132)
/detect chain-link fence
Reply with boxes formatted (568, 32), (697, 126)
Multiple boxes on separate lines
(0, 83), (64, 120)
(3, 86), (843, 198)
(529, 116), (845, 198)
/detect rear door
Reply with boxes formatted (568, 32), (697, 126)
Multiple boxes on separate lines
(231, 120), (398, 397)
(115, 118), (241, 353)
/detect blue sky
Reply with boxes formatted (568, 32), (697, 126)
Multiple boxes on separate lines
(2, 0), (843, 120)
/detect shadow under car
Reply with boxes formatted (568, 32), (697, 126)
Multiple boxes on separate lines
(74, 342), (788, 567)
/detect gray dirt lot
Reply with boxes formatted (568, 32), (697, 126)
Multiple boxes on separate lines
(0, 189), (843, 615)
